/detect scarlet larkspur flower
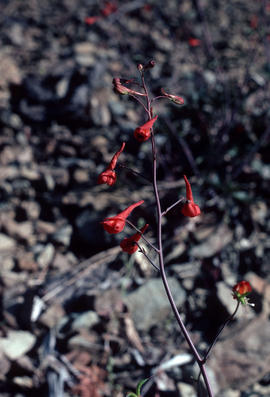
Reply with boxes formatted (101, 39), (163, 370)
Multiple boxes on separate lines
(232, 281), (252, 305)
(97, 169), (116, 186)
(101, 1), (117, 17)
(161, 88), (184, 105)
(85, 16), (101, 24)
(101, 200), (144, 234)
(134, 115), (158, 142)
(120, 224), (149, 254)
(112, 78), (146, 96)
(98, 142), (125, 186)
(188, 38), (201, 47)
(181, 175), (201, 217)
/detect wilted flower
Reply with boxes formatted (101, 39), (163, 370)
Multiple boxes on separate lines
(181, 175), (201, 217)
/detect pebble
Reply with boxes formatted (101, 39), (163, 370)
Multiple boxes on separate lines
(0, 331), (36, 360)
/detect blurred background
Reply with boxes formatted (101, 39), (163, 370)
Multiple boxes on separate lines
(0, 0), (269, 396)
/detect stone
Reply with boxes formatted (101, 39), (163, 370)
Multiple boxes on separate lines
(191, 224), (233, 258)
(0, 331), (36, 360)
(0, 351), (11, 379)
(0, 234), (16, 252)
(52, 225), (72, 246)
(72, 311), (99, 331)
(177, 382), (196, 397)
(37, 243), (55, 268)
(208, 316), (270, 392)
(39, 303), (65, 328)
(124, 278), (186, 331)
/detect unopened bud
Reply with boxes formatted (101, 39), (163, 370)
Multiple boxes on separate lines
(161, 88), (184, 105)
(137, 63), (144, 72)
(112, 78), (146, 97)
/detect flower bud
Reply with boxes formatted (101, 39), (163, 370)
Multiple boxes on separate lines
(161, 88), (184, 105)
(112, 78), (146, 96)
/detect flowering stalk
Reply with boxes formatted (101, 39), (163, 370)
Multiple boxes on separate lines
(109, 62), (254, 397)
(137, 66), (213, 396)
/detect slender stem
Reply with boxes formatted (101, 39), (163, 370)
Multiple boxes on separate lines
(196, 301), (240, 392)
(126, 220), (159, 253)
(117, 163), (151, 183)
(161, 197), (185, 216)
(150, 95), (167, 103)
(135, 242), (160, 272)
(129, 93), (148, 113)
(140, 70), (213, 396)
(140, 72), (151, 118)
(203, 301), (240, 363)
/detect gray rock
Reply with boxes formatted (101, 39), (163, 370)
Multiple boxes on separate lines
(0, 331), (36, 360)
(191, 224), (233, 258)
(52, 225), (72, 246)
(37, 243), (55, 268)
(124, 278), (186, 331)
(208, 316), (270, 392)
(177, 382), (196, 397)
(0, 234), (16, 252)
(72, 311), (99, 331)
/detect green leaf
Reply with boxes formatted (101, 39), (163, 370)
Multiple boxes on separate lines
(136, 378), (149, 396)
(126, 393), (137, 397)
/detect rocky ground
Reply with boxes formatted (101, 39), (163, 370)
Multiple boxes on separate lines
(0, 0), (270, 396)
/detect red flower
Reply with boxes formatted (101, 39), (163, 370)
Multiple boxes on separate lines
(161, 88), (184, 105)
(97, 169), (116, 186)
(120, 224), (149, 254)
(101, 2), (117, 17)
(101, 200), (144, 234)
(134, 115), (158, 142)
(181, 175), (201, 217)
(85, 16), (101, 25)
(232, 281), (252, 305)
(188, 38), (201, 47)
(98, 142), (125, 186)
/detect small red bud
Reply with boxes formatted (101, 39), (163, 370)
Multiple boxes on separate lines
(112, 78), (146, 96)
(144, 60), (155, 70)
(161, 88), (184, 105)
(188, 38), (201, 47)
(85, 16), (101, 25)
